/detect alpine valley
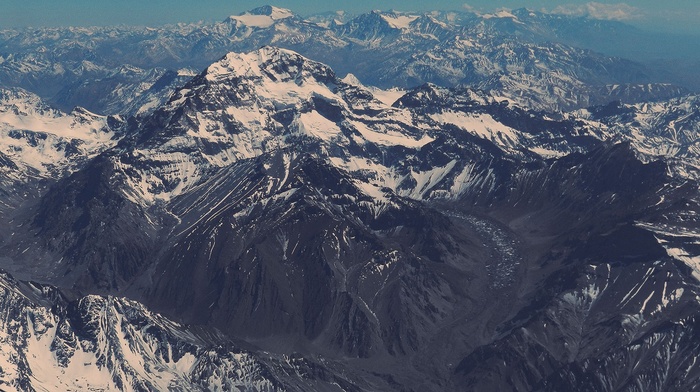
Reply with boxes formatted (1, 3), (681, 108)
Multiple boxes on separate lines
(1, 5), (700, 392)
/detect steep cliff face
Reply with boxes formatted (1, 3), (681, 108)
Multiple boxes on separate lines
(0, 270), (374, 392)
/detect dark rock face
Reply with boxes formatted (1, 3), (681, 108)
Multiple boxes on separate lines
(2, 44), (700, 391)
(139, 152), (480, 359)
(32, 154), (157, 289)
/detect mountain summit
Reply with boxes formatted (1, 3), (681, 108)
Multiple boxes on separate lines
(227, 5), (296, 27)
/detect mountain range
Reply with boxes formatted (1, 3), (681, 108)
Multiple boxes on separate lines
(1, 5), (695, 116)
(1, 5), (700, 392)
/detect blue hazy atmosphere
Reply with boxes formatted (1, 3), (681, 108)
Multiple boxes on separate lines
(3, 1), (700, 34)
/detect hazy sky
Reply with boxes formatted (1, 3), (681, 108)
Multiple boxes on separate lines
(3, 1), (699, 34)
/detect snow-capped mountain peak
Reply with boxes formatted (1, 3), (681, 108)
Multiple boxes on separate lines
(107, 47), (609, 208)
(203, 46), (334, 85)
(227, 5), (295, 28)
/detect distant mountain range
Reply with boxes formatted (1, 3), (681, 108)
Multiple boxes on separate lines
(1, 5), (697, 115)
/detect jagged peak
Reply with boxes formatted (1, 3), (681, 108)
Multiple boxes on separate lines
(159, 46), (339, 117)
(0, 87), (59, 116)
(334, 9), (449, 34)
(69, 105), (99, 117)
(0, 86), (39, 101)
(341, 73), (363, 86)
(345, 10), (396, 26)
(202, 46), (333, 83)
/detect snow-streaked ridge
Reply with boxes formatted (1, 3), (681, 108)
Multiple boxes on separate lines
(0, 87), (118, 179)
(0, 272), (282, 391)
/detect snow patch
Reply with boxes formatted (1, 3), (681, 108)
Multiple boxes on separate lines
(296, 111), (342, 141)
(665, 246), (700, 281)
(369, 87), (406, 106)
(404, 160), (457, 199)
(351, 120), (433, 148)
(380, 14), (420, 29)
(430, 110), (522, 149)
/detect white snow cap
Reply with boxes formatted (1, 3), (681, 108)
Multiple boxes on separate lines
(207, 46), (274, 78)
(204, 46), (323, 82)
(228, 5), (294, 28)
